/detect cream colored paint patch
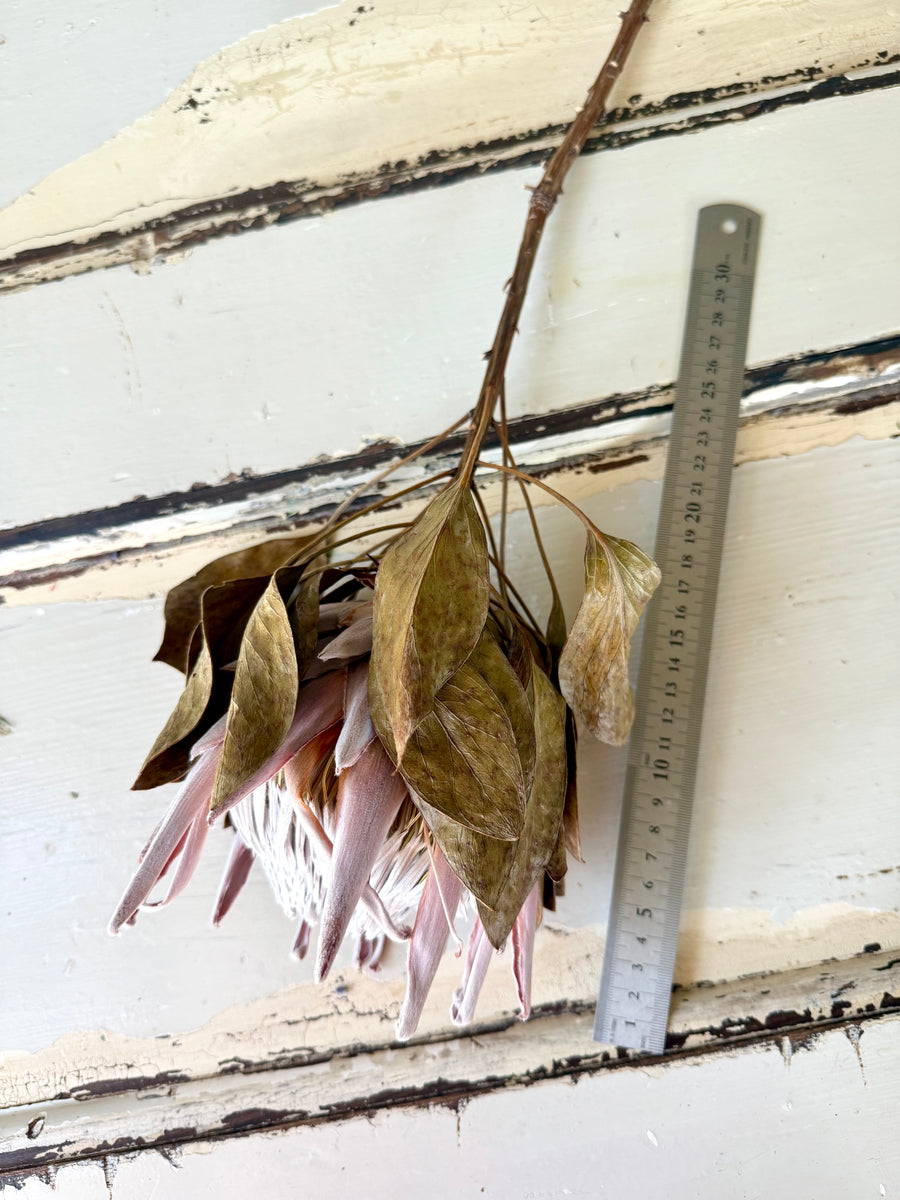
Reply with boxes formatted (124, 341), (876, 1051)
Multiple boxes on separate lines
(2, 902), (896, 1108)
(12, 1016), (898, 1199)
(0, 0), (896, 257)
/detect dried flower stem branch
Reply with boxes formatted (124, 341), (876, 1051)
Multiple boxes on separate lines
(456, 0), (654, 487)
(474, 458), (608, 540)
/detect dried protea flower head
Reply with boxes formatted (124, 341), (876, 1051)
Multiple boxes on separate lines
(111, 481), (658, 1037)
(110, 0), (661, 1039)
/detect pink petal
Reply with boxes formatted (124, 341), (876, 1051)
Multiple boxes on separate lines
(109, 750), (218, 934)
(318, 613), (374, 662)
(208, 671), (345, 822)
(143, 807), (209, 909)
(511, 882), (542, 1020)
(283, 723), (341, 800)
(334, 662), (376, 773)
(192, 712), (228, 757)
(355, 932), (386, 973)
(315, 739), (408, 982)
(292, 918), (311, 960)
(397, 843), (463, 1040)
(211, 835), (255, 926)
(290, 796), (412, 945)
(318, 602), (360, 632)
(450, 918), (494, 1027)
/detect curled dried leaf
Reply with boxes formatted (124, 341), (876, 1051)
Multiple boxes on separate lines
(369, 482), (489, 761)
(155, 535), (318, 673)
(134, 576), (278, 790)
(209, 568), (319, 813)
(558, 530), (660, 745)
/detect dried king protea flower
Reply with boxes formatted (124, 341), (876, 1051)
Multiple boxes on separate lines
(110, 1), (660, 1038)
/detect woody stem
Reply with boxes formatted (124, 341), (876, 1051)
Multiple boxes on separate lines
(456, 0), (654, 487)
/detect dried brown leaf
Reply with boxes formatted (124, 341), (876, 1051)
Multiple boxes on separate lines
(401, 660), (526, 840)
(209, 567), (319, 813)
(562, 708), (583, 862)
(134, 576), (277, 790)
(155, 535), (318, 673)
(477, 664), (567, 948)
(413, 796), (511, 912)
(369, 482), (489, 760)
(467, 630), (535, 799)
(558, 531), (660, 745)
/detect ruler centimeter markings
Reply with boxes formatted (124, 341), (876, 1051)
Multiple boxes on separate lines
(593, 204), (762, 1053)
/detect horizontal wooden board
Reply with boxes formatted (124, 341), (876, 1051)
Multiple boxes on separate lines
(5, 1013), (899, 1196)
(3, 85), (899, 529)
(1, 0), (897, 280)
(2, 952), (897, 1169)
(0, 0), (327, 211)
(2, 336), (897, 605)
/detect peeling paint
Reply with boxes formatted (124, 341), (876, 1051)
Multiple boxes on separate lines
(1, 0), (897, 286)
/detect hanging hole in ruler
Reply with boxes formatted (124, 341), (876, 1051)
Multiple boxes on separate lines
(721, 217), (738, 234)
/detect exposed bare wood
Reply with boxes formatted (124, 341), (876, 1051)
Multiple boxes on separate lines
(1, 337), (897, 605)
(1, 949), (896, 1172)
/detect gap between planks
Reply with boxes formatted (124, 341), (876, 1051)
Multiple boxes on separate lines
(1, 335), (897, 605)
(1, 64), (898, 295)
(0, 948), (897, 1174)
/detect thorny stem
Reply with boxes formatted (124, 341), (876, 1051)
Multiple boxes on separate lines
(456, 0), (654, 487)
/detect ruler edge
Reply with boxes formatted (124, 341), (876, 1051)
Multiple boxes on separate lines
(594, 202), (762, 1051)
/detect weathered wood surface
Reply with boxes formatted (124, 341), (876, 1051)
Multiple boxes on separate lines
(2, 951), (897, 1173)
(1, 3), (898, 1193)
(3, 84), (899, 530)
(2, 436), (897, 1094)
(5, 1012), (899, 1195)
(2, 336), (897, 604)
(2, 0), (897, 282)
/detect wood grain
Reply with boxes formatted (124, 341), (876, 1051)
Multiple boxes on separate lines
(1, 0), (898, 283)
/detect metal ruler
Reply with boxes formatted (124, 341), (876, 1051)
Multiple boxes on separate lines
(594, 203), (761, 1053)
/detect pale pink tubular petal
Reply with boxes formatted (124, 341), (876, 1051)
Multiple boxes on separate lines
(318, 613), (374, 662)
(109, 750), (218, 934)
(143, 807), (209, 909)
(291, 797), (410, 944)
(334, 662), (376, 773)
(511, 882), (542, 1021)
(283, 724), (341, 799)
(318, 602), (360, 632)
(355, 934), (374, 969)
(211, 835), (255, 926)
(292, 919), (311, 960)
(315, 740), (408, 982)
(450, 918), (494, 1027)
(355, 931), (387, 976)
(397, 843), (463, 1040)
(208, 671), (345, 822)
(192, 712), (229, 757)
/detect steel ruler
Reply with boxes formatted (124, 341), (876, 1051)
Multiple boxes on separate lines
(594, 203), (762, 1053)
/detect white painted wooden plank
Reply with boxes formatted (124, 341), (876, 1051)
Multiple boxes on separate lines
(3, 85), (899, 528)
(2, 438), (896, 1070)
(3, 953), (897, 1169)
(2, 340), (897, 605)
(9, 1016), (900, 1198)
(0, 1), (331, 209)
(1, 0), (896, 257)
